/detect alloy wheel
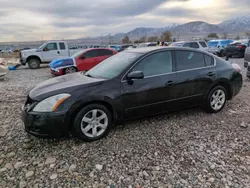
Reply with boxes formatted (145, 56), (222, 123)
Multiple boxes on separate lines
(210, 89), (226, 111)
(80, 109), (108, 138)
(65, 67), (76, 74)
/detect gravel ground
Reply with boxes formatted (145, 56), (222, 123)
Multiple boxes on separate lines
(0, 59), (250, 188)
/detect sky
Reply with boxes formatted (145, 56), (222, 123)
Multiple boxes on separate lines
(0, 0), (249, 42)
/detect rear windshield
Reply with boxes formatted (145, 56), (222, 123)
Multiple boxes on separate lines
(170, 42), (184, 47)
(208, 41), (219, 47)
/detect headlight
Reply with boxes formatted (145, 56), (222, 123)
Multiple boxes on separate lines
(32, 94), (71, 112)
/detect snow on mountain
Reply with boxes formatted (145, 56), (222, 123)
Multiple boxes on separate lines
(218, 15), (250, 32)
(170, 21), (224, 33)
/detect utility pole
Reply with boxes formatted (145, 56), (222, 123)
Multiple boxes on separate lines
(108, 33), (111, 44)
(101, 35), (103, 45)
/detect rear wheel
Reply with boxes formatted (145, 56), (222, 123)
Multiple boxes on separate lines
(64, 67), (77, 74)
(28, 59), (40, 69)
(219, 50), (226, 57)
(72, 104), (112, 142)
(204, 86), (227, 113)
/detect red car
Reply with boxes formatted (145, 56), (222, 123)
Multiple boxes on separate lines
(50, 48), (117, 76)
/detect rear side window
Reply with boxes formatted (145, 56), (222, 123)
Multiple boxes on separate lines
(199, 41), (207, 47)
(204, 54), (214, 66)
(176, 51), (205, 71)
(190, 42), (199, 49)
(98, 49), (113, 56)
(59, 43), (66, 50)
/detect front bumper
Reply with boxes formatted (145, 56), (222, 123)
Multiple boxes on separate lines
(20, 58), (26, 65)
(22, 108), (69, 138)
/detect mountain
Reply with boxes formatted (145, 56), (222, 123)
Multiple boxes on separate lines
(126, 23), (179, 39)
(218, 15), (250, 32)
(170, 21), (224, 33)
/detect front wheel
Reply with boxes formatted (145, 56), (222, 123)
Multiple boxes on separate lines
(204, 86), (227, 113)
(64, 67), (77, 74)
(28, 59), (40, 69)
(72, 104), (112, 142)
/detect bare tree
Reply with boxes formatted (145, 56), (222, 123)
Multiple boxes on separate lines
(147, 36), (159, 42)
(207, 33), (219, 39)
(122, 35), (130, 44)
(161, 31), (172, 42)
(222, 32), (228, 39)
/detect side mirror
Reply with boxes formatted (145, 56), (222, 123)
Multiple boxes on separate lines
(127, 71), (144, 80)
(43, 47), (49, 51)
(79, 56), (86, 60)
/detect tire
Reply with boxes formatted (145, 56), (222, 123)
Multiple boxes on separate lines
(219, 50), (226, 57)
(72, 104), (112, 142)
(28, 59), (40, 69)
(64, 67), (77, 74)
(204, 86), (227, 113)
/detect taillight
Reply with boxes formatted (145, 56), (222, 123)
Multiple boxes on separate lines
(232, 63), (241, 73)
(237, 45), (243, 49)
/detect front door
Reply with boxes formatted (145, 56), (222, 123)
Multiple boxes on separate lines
(173, 50), (216, 108)
(121, 50), (177, 120)
(42, 42), (60, 62)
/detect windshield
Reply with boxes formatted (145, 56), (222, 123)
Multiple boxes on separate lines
(208, 41), (219, 47)
(170, 42), (184, 47)
(71, 49), (87, 58)
(85, 52), (142, 79)
(38, 43), (48, 49)
(137, 43), (148, 48)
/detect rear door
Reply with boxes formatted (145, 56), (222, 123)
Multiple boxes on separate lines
(58, 42), (69, 58)
(97, 49), (114, 62)
(173, 50), (216, 107)
(77, 49), (99, 71)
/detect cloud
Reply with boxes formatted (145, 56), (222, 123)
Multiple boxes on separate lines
(0, 0), (248, 42)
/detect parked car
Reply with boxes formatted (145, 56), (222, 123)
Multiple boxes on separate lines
(170, 41), (208, 51)
(224, 40), (248, 59)
(208, 39), (233, 57)
(50, 48), (117, 76)
(22, 47), (242, 142)
(1, 48), (13, 53)
(118, 44), (135, 52)
(107, 45), (121, 52)
(243, 40), (250, 67)
(0, 60), (8, 78)
(19, 41), (80, 69)
(137, 42), (157, 48)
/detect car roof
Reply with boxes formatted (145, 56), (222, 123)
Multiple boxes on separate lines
(125, 46), (213, 55)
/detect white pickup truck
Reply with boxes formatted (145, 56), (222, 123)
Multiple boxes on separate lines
(19, 41), (80, 69)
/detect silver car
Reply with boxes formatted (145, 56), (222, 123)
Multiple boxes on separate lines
(0, 60), (8, 78)
(244, 40), (250, 67)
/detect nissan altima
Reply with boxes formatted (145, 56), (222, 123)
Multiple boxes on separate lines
(22, 47), (242, 142)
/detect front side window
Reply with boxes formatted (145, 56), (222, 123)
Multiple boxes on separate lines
(84, 50), (99, 58)
(45, 43), (58, 50)
(176, 50), (206, 71)
(132, 51), (173, 77)
(190, 42), (199, 49)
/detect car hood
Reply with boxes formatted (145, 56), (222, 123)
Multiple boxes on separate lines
(29, 72), (105, 101)
(21, 49), (37, 53)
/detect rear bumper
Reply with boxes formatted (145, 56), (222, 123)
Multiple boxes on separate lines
(50, 69), (63, 76)
(231, 73), (243, 98)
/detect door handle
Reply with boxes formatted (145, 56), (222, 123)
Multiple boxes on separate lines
(57, 51), (60, 54)
(165, 81), (174, 87)
(207, 72), (215, 77)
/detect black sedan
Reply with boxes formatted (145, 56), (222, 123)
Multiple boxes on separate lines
(224, 41), (248, 59)
(22, 47), (243, 142)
